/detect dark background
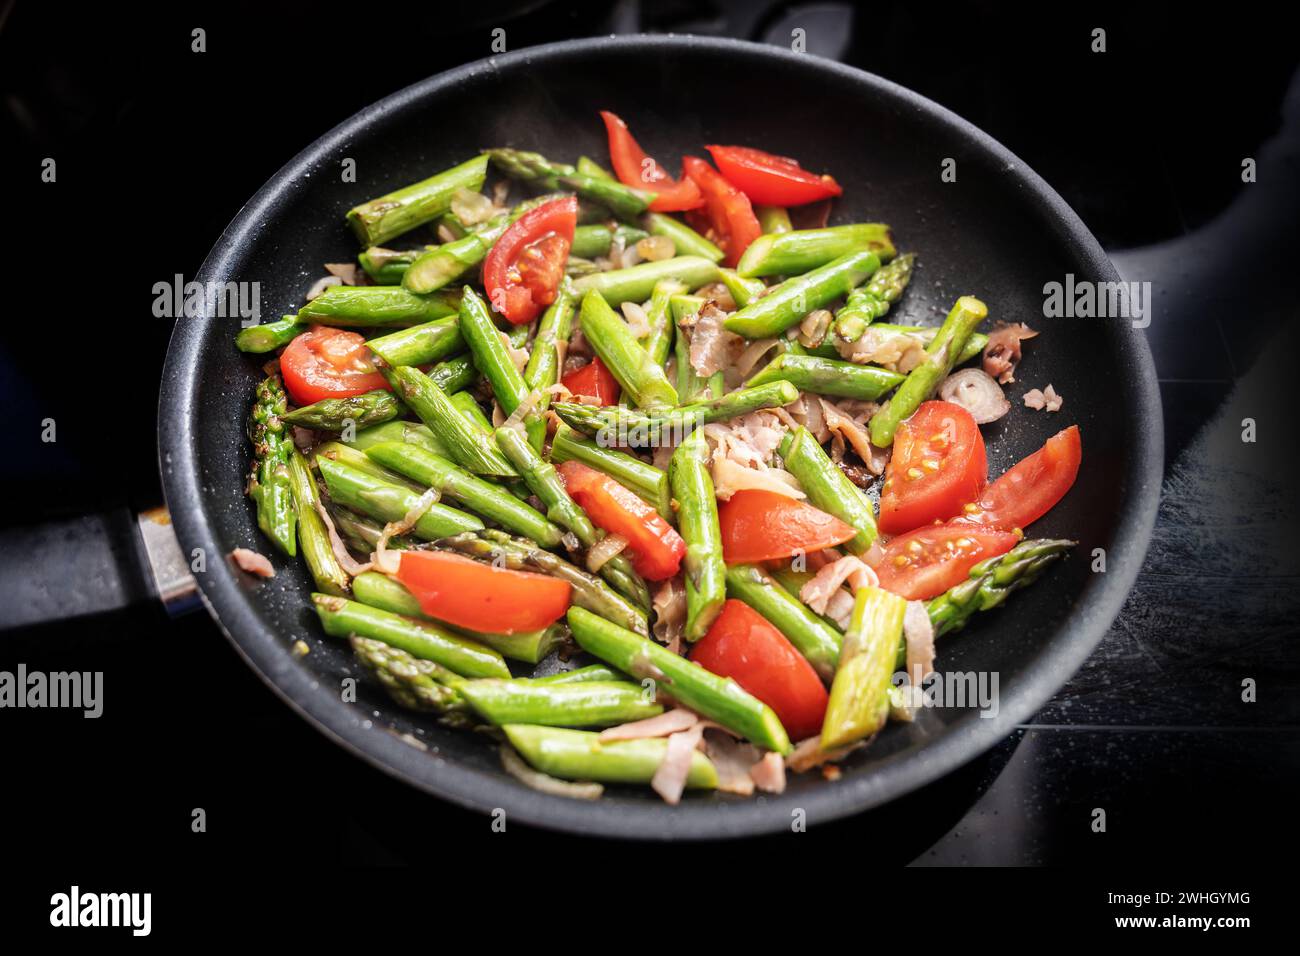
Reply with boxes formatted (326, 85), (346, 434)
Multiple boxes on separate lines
(0, 0), (1296, 885)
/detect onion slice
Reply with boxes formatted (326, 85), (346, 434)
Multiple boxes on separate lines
(938, 368), (1011, 424)
(586, 533), (628, 573)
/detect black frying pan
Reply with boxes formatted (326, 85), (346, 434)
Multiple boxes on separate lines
(157, 36), (1161, 839)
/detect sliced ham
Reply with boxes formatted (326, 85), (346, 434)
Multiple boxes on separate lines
(903, 599), (936, 685)
(651, 723), (705, 805)
(1022, 383), (1064, 412)
(799, 555), (879, 615)
(819, 397), (879, 466)
(983, 321), (1038, 384)
(841, 326), (927, 371)
(750, 751), (787, 794)
(702, 729), (760, 796)
(323, 262), (361, 285)
(826, 589), (856, 630)
(785, 735), (866, 773)
(712, 457), (805, 501)
(651, 577), (687, 646)
(599, 707), (698, 742)
(231, 547), (275, 578)
(689, 303), (743, 377)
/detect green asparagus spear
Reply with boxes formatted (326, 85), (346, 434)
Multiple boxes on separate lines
(552, 381), (800, 448)
(718, 268), (766, 308)
(458, 679), (662, 728)
(503, 724), (718, 789)
(578, 289), (679, 408)
(358, 246), (436, 285)
(297, 285), (459, 328)
(385, 365), (516, 476)
(350, 636), (474, 723)
(670, 428), (725, 641)
(286, 447), (349, 596)
(439, 530), (648, 636)
(402, 217), (503, 293)
(528, 664), (625, 685)
(832, 252), (915, 340)
(487, 148), (655, 220)
(282, 389), (403, 431)
(575, 155), (613, 180)
(736, 223), (895, 278)
(365, 316), (463, 367)
(347, 154), (489, 247)
(549, 424), (672, 520)
(779, 427), (878, 555)
(567, 606), (792, 753)
(724, 564), (842, 682)
(313, 593), (509, 678)
(315, 457), (483, 540)
(868, 295), (987, 447)
(725, 250), (881, 339)
(344, 419), (447, 456)
(746, 353), (905, 401)
(570, 223), (651, 259)
(638, 279), (682, 367)
(365, 440), (563, 547)
(522, 278), (577, 449)
(642, 213), (725, 262)
(928, 538), (1077, 638)
(315, 440), (423, 491)
(236, 315), (302, 353)
(572, 256), (721, 308)
(351, 571), (564, 663)
(428, 354), (481, 394)
(770, 565), (844, 631)
(327, 506), (413, 554)
(457, 286), (533, 421)
(821, 586), (906, 749)
(247, 375), (297, 557)
(755, 205), (793, 234)
(565, 256), (601, 277)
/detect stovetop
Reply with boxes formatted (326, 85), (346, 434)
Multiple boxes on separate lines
(2, 2), (1295, 865)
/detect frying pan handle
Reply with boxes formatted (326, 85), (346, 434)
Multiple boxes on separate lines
(0, 506), (200, 631)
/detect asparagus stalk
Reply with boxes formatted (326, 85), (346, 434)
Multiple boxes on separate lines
(736, 223), (895, 278)
(385, 365), (516, 476)
(351, 571), (564, 663)
(439, 530), (649, 636)
(868, 295), (987, 447)
(313, 593), (510, 678)
(247, 375), (297, 557)
(528, 664), (625, 685)
(718, 268), (766, 308)
(457, 286), (532, 420)
(779, 427), (878, 555)
(402, 216), (505, 293)
(552, 381), (800, 448)
(570, 223), (650, 259)
(821, 586), (906, 749)
(928, 538), (1077, 638)
(522, 278), (577, 449)
(236, 315), (302, 353)
(297, 285), (459, 327)
(549, 424), (672, 520)
(487, 148), (655, 220)
(282, 389), (404, 431)
(578, 289), (679, 408)
(327, 506), (413, 554)
(427, 354), (481, 394)
(358, 246), (436, 285)
(315, 440), (423, 491)
(642, 213), (725, 263)
(747, 353), (905, 401)
(503, 724), (718, 789)
(575, 155), (613, 179)
(365, 316), (463, 367)
(344, 419), (447, 456)
(567, 606), (792, 754)
(286, 447), (349, 596)
(724, 250), (881, 339)
(670, 428), (726, 641)
(833, 252), (916, 341)
(350, 636), (474, 724)
(573, 256), (721, 308)
(458, 679), (662, 728)
(724, 564), (842, 682)
(365, 440), (563, 547)
(346, 153), (489, 247)
(638, 279), (682, 367)
(315, 457), (484, 540)
(755, 205), (793, 234)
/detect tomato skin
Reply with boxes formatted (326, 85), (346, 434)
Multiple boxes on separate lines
(959, 425), (1082, 532)
(705, 145), (843, 207)
(280, 326), (390, 405)
(599, 111), (703, 212)
(396, 550), (571, 633)
(681, 156), (762, 267)
(560, 356), (621, 406)
(876, 525), (1018, 601)
(879, 401), (988, 536)
(556, 460), (685, 580)
(718, 489), (856, 564)
(691, 600), (828, 740)
(483, 196), (577, 325)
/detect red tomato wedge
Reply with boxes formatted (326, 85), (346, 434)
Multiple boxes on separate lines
(705, 145), (843, 207)
(959, 425), (1083, 532)
(280, 326), (390, 405)
(599, 111), (703, 212)
(878, 401), (988, 535)
(395, 550), (570, 634)
(681, 156), (762, 267)
(483, 196), (577, 325)
(691, 599), (828, 741)
(876, 525), (1018, 601)
(718, 489), (856, 564)
(560, 356), (620, 406)
(556, 460), (685, 580)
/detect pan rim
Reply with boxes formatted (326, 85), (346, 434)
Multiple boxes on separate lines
(159, 34), (1162, 840)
